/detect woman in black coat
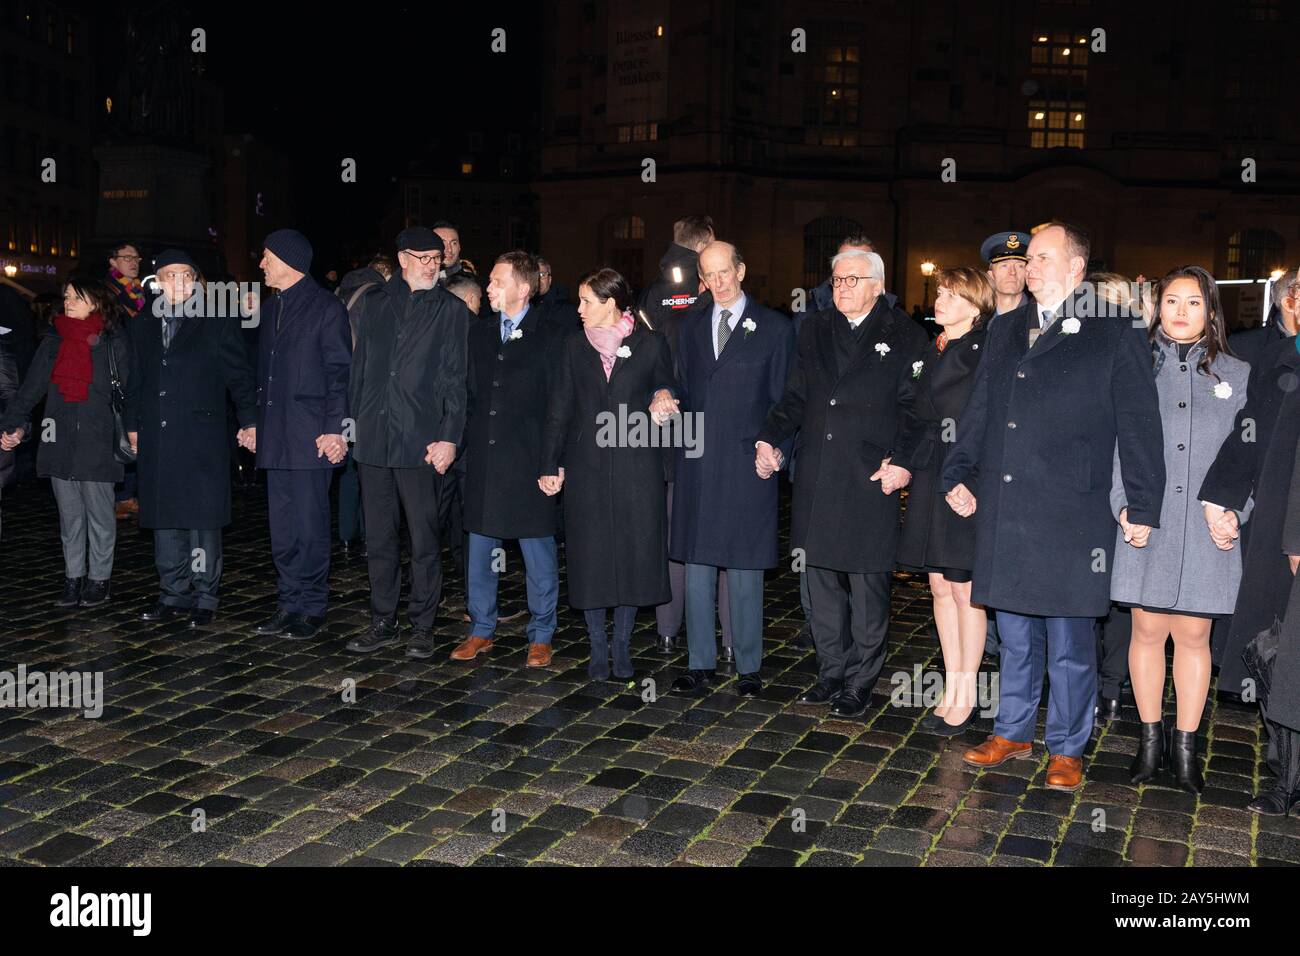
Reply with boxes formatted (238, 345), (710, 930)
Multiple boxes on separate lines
(541, 268), (678, 681)
(892, 268), (992, 733)
(0, 277), (130, 608)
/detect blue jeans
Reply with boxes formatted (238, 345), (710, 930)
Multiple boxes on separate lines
(467, 532), (558, 644)
(685, 564), (764, 675)
(994, 611), (1097, 757)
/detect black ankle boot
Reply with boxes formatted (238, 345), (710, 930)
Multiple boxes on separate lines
(1169, 729), (1203, 794)
(588, 628), (610, 681)
(1130, 720), (1165, 784)
(54, 577), (84, 608)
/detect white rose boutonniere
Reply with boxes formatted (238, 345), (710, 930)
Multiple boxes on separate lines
(742, 317), (757, 338)
(615, 345), (632, 359)
(1060, 318), (1081, 334)
(911, 361), (924, 379)
(1213, 381), (1233, 400)
(874, 342), (891, 359)
(508, 328), (523, 341)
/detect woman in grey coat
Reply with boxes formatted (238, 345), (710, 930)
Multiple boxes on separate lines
(1110, 266), (1250, 792)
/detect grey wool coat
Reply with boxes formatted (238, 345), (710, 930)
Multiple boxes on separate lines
(1110, 336), (1251, 614)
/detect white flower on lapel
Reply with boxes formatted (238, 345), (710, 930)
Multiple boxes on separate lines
(508, 328), (523, 341)
(742, 316), (757, 338)
(911, 361), (924, 379)
(1060, 318), (1081, 334)
(1213, 381), (1233, 400)
(615, 345), (632, 359)
(874, 342), (891, 359)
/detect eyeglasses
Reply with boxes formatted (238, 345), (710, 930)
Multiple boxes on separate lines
(830, 275), (874, 288)
(113, 254), (142, 263)
(402, 251), (443, 265)
(539, 271), (551, 278)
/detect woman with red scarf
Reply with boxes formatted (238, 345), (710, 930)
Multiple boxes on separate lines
(0, 277), (131, 609)
(540, 268), (678, 682)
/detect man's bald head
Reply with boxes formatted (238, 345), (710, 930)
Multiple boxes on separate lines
(698, 240), (745, 308)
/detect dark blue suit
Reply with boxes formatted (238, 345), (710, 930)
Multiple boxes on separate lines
(255, 275), (352, 617)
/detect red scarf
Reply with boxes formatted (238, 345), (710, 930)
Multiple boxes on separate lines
(584, 310), (635, 380)
(51, 313), (105, 403)
(110, 267), (145, 315)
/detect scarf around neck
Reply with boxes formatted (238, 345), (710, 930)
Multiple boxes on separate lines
(110, 267), (145, 315)
(51, 313), (106, 403)
(585, 310), (635, 380)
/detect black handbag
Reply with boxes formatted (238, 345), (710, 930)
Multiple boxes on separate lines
(1243, 617), (1282, 712)
(106, 336), (136, 465)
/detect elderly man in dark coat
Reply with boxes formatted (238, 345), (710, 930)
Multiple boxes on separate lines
(942, 222), (1165, 792)
(345, 227), (469, 658)
(248, 229), (352, 639)
(125, 249), (258, 627)
(758, 247), (928, 719)
(667, 241), (793, 698)
(449, 251), (566, 668)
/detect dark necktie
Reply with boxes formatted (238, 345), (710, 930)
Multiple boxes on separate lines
(162, 315), (178, 350)
(717, 309), (733, 355)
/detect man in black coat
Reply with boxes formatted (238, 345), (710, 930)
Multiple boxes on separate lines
(248, 230), (352, 639)
(125, 249), (258, 627)
(531, 257), (578, 329)
(668, 242), (794, 698)
(758, 247), (928, 718)
(345, 227), (469, 658)
(942, 222), (1165, 791)
(1229, 269), (1296, 371)
(449, 251), (566, 668)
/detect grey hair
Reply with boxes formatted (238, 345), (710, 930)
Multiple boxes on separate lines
(830, 249), (885, 283)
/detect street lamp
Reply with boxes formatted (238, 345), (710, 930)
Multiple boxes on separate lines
(3, 264), (16, 278)
(920, 261), (936, 310)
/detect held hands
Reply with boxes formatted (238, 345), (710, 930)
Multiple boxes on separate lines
(649, 389), (680, 425)
(1203, 503), (1240, 552)
(127, 430), (138, 454)
(1290, 555), (1299, 576)
(945, 483), (976, 518)
(425, 440), (456, 474)
(0, 427), (24, 452)
(236, 426), (256, 453)
(538, 467), (565, 496)
(316, 433), (347, 464)
(755, 441), (783, 480)
(1119, 507), (1152, 548)
(870, 457), (911, 496)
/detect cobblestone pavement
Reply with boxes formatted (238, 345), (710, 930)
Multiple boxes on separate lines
(1, 479), (1297, 867)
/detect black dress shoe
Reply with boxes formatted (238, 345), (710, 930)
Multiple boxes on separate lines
(736, 673), (763, 697)
(188, 608), (215, 628)
(1130, 720), (1165, 784)
(1169, 729), (1204, 794)
(1095, 694), (1121, 722)
(932, 709), (974, 736)
(670, 669), (715, 694)
(252, 610), (295, 636)
(1246, 787), (1300, 816)
(347, 616), (400, 653)
(54, 577), (84, 608)
(829, 687), (869, 718)
(283, 614), (325, 638)
(140, 601), (184, 622)
(78, 578), (111, 607)
(798, 681), (843, 705)
(405, 627), (435, 659)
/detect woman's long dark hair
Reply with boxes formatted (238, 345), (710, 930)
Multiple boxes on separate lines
(64, 274), (127, 334)
(577, 267), (634, 314)
(1148, 265), (1232, 381)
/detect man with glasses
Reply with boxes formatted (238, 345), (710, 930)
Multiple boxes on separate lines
(346, 227), (469, 658)
(757, 248), (927, 717)
(107, 241), (146, 519)
(532, 256), (578, 329)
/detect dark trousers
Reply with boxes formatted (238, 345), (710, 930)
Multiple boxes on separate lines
(360, 462), (442, 628)
(806, 566), (891, 692)
(267, 468), (333, 616)
(657, 482), (732, 645)
(338, 455), (365, 543)
(437, 462), (466, 580)
(155, 527), (223, 611)
(1098, 604), (1132, 699)
(686, 565), (763, 674)
(995, 611), (1096, 757)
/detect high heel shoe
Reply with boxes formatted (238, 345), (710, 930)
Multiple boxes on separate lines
(1130, 720), (1165, 784)
(1169, 729), (1204, 794)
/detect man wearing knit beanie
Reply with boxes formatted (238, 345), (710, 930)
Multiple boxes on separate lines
(250, 230), (353, 639)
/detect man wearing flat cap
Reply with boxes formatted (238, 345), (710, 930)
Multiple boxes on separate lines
(980, 230), (1031, 319)
(345, 226), (470, 658)
(250, 228), (353, 639)
(126, 248), (259, 627)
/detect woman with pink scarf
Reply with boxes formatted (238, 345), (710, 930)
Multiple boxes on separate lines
(541, 268), (679, 681)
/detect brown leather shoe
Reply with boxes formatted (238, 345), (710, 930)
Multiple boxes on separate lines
(450, 636), (493, 661)
(526, 643), (553, 668)
(1045, 754), (1084, 791)
(962, 734), (1033, 768)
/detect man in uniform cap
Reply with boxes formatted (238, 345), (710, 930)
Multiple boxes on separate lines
(980, 230), (1031, 318)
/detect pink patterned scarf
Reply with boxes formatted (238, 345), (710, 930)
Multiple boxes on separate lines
(585, 309), (635, 380)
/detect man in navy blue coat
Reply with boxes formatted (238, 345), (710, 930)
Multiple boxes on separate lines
(669, 242), (794, 697)
(942, 222), (1165, 791)
(249, 229), (352, 638)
